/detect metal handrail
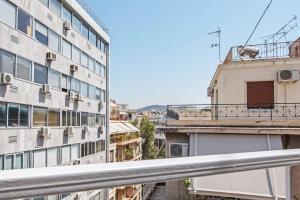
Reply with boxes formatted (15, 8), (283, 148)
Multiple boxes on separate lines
(167, 103), (300, 120)
(0, 149), (300, 199)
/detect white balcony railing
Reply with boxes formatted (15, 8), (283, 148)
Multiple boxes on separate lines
(0, 149), (300, 199)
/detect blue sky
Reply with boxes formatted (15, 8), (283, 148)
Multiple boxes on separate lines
(86, 0), (300, 108)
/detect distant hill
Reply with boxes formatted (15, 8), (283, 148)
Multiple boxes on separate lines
(136, 105), (167, 112)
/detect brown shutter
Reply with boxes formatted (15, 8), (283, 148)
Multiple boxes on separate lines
(247, 81), (274, 109)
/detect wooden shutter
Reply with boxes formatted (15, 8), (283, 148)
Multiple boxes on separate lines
(247, 81), (274, 109)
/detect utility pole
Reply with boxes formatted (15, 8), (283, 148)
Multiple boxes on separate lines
(208, 27), (221, 63)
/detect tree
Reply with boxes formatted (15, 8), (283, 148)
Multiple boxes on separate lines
(131, 117), (157, 159)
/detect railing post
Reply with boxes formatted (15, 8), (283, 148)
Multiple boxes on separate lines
(271, 107), (273, 121)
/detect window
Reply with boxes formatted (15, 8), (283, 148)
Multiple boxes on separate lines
(48, 30), (60, 52)
(100, 65), (105, 77)
(95, 88), (101, 100)
(89, 57), (95, 71)
(18, 9), (32, 36)
(0, 50), (15, 75)
(62, 39), (72, 59)
(247, 81), (274, 109)
(16, 57), (31, 81)
(0, 155), (3, 170)
(20, 105), (29, 126)
(62, 110), (67, 126)
(71, 78), (80, 93)
(35, 21), (48, 45)
(96, 114), (101, 126)
(61, 74), (70, 92)
(48, 69), (60, 89)
(0, 103), (6, 127)
(33, 107), (47, 127)
(47, 148), (58, 167)
(80, 82), (88, 97)
(95, 62), (101, 75)
(101, 90), (106, 102)
(81, 52), (88, 67)
(8, 104), (18, 127)
(67, 111), (71, 126)
(89, 30), (97, 46)
(100, 40), (106, 53)
(71, 144), (80, 160)
(0, 0), (16, 28)
(39, 0), (49, 6)
(61, 146), (71, 164)
(62, 6), (71, 22)
(81, 113), (88, 126)
(33, 150), (46, 168)
(72, 111), (76, 126)
(100, 140), (105, 151)
(72, 46), (81, 64)
(88, 85), (95, 99)
(48, 109), (60, 127)
(49, 0), (61, 16)
(88, 114), (95, 126)
(24, 152), (32, 169)
(15, 154), (23, 169)
(77, 112), (80, 126)
(34, 64), (47, 84)
(82, 22), (89, 39)
(72, 14), (81, 32)
(4, 155), (13, 170)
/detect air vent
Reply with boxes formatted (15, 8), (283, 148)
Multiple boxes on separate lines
(11, 35), (19, 44)
(278, 70), (299, 82)
(47, 13), (53, 21)
(169, 143), (188, 157)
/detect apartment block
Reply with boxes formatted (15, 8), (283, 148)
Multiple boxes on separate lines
(161, 39), (300, 200)
(0, 0), (109, 199)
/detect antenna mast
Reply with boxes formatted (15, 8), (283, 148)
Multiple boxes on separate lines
(208, 27), (221, 63)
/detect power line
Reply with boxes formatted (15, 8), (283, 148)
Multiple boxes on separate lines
(242, 0), (273, 48)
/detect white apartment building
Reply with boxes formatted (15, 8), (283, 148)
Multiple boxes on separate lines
(0, 0), (109, 199)
(162, 40), (300, 200)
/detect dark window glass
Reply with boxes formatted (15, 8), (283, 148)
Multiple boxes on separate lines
(77, 112), (80, 126)
(0, 103), (6, 127)
(67, 111), (71, 126)
(89, 30), (96, 46)
(81, 144), (84, 157)
(48, 109), (60, 126)
(72, 14), (81, 32)
(81, 113), (88, 126)
(95, 88), (101, 100)
(33, 107), (47, 127)
(62, 110), (67, 126)
(18, 9), (32, 36)
(16, 57), (31, 81)
(82, 23), (89, 39)
(88, 113), (95, 126)
(0, 50), (15, 75)
(35, 21), (48, 45)
(34, 64), (47, 84)
(8, 104), (19, 127)
(20, 105), (28, 126)
(72, 112), (76, 126)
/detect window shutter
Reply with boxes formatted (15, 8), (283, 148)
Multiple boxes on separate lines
(247, 81), (274, 109)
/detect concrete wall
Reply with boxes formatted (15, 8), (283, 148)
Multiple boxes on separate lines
(212, 59), (300, 105)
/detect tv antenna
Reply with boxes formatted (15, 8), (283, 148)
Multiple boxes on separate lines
(261, 15), (298, 43)
(208, 27), (221, 62)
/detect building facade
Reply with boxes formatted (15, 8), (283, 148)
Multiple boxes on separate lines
(161, 40), (300, 200)
(0, 0), (109, 199)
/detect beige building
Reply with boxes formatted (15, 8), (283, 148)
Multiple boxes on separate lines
(162, 39), (300, 200)
(109, 121), (143, 200)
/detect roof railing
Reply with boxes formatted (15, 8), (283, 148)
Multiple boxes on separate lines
(0, 149), (299, 199)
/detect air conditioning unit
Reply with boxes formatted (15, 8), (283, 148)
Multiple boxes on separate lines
(98, 126), (104, 135)
(39, 127), (51, 139)
(278, 70), (300, 82)
(0, 73), (13, 85)
(46, 52), (56, 62)
(68, 91), (76, 99)
(76, 94), (83, 101)
(83, 125), (89, 133)
(72, 159), (80, 165)
(70, 64), (79, 72)
(65, 126), (74, 137)
(169, 143), (188, 157)
(63, 21), (71, 31)
(41, 84), (51, 93)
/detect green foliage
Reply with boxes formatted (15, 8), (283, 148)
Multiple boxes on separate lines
(138, 118), (158, 160)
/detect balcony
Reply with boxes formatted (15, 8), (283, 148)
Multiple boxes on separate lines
(167, 103), (300, 121)
(223, 40), (300, 64)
